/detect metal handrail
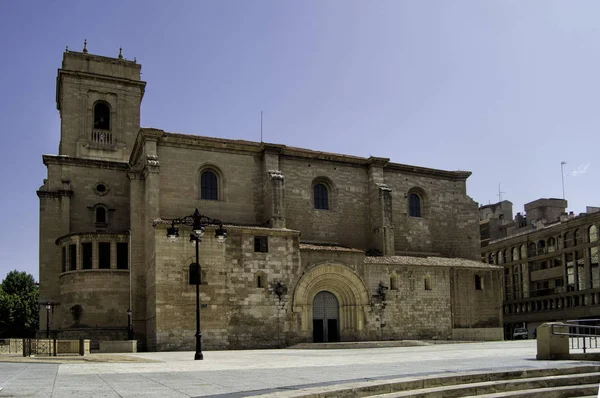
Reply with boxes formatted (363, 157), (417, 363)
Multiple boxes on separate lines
(551, 320), (600, 353)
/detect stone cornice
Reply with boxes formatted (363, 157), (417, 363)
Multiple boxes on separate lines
(63, 50), (139, 65)
(134, 129), (472, 181)
(366, 156), (390, 168)
(56, 69), (146, 111)
(43, 155), (130, 171)
(386, 162), (472, 180)
(129, 128), (165, 166)
(150, 219), (300, 236)
(55, 230), (130, 246)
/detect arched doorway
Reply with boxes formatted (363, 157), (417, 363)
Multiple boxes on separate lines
(292, 263), (369, 341)
(313, 291), (339, 342)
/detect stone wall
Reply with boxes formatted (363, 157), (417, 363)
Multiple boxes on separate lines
(157, 145), (262, 225)
(451, 268), (503, 329)
(282, 156), (369, 249)
(365, 264), (453, 340)
(151, 226), (301, 351)
(384, 171), (480, 260)
(58, 270), (130, 329)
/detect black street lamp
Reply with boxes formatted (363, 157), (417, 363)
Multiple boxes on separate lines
(45, 301), (51, 338)
(127, 308), (133, 340)
(165, 208), (227, 360)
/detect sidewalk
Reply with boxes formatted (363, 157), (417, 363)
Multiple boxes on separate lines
(0, 340), (595, 397)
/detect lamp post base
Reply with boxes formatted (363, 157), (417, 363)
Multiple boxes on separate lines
(194, 352), (204, 360)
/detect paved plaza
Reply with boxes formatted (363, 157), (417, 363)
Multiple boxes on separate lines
(0, 340), (596, 397)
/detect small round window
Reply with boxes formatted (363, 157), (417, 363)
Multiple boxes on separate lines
(93, 182), (110, 196)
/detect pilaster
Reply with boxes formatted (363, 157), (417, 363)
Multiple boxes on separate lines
(367, 157), (394, 255)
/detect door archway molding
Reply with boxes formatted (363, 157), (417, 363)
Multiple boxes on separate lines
(292, 262), (370, 333)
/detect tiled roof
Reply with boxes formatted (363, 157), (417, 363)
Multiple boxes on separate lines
(299, 243), (364, 253)
(150, 219), (299, 234)
(364, 256), (502, 269)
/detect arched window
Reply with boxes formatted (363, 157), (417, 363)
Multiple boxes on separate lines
(408, 193), (421, 217)
(512, 247), (519, 261)
(96, 207), (106, 224)
(390, 274), (398, 290)
(424, 275), (432, 290)
(504, 249), (510, 263)
(488, 253), (495, 264)
(527, 243), (536, 257)
(498, 251), (504, 264)
(564, 232), (572, 248)
(520, 245), (526, 259)
(537, 240), (546, 255)
(93, 102), (110, 130)
(589, 225), (598, 242)
(475, 274), (483, 290)
(255, 271), (267, 288)
(574, 229), (581, 246)
(314, 183), (329, 210)
(548, 237), (556, 253)
(200, 170), (218, 200)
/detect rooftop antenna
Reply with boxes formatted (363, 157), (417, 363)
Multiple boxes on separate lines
(561, 161), (567, 199)
(497, 183), (506, 202)
(260, 111), (263, 143)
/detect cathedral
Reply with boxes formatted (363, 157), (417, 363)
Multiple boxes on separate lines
(38, 45), (503, 351)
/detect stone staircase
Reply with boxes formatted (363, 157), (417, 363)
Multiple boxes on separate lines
(258, 365), (600, 397)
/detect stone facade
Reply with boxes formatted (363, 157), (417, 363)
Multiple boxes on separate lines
(38, 47), (503, 351)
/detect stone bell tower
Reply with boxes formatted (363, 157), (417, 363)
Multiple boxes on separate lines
(56, 40), (146, 162)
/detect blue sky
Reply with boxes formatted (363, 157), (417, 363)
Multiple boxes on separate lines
(1, 1), (599, 281)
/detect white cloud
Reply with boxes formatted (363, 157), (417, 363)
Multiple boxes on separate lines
(571, 162), (590, 177)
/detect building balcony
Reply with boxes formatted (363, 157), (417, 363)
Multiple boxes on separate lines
(504, 288), (600, 323)
(88, 130), (116, 151)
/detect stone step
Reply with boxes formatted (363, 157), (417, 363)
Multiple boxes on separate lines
(256, 366), (600, 397)
(369, 373), (600, 397)
(461, 384), (599, 398)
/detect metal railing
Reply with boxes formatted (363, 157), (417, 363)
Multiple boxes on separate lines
(21, 338), (89, 356)
(551, 319), (600, 353)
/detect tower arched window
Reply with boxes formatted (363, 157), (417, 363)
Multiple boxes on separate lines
(93, 102), (110, 130)
(408, 193), (421, 217)
(96, 207), (106, 224)
(314, 183), (329, 210)
(475, 274), (483, 290)
(200, 170), (218, 200)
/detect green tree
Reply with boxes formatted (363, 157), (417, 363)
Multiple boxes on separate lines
(0, 271), (39, 338)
